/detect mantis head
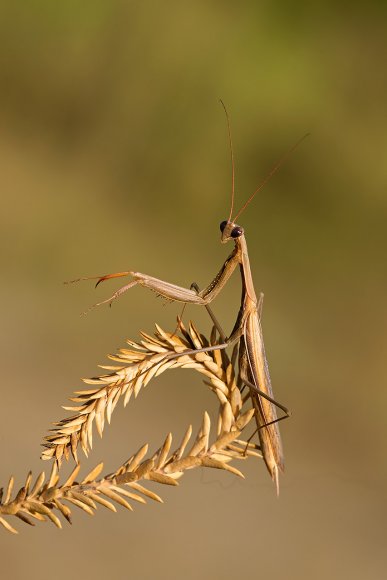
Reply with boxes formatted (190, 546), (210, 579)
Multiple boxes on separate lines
(219, 220), (244, 244)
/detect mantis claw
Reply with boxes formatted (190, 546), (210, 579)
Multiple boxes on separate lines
(65, 271), (132, 287)
(95, 271), (132, 288)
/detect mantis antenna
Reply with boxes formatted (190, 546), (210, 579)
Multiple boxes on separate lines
(232, 131), (310, 222)
(219, 99), (236, 222)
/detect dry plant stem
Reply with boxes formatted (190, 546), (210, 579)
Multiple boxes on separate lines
(1, 323), (259, 532)
(41, 319), (254, 465)
(1, 417), (257, 534)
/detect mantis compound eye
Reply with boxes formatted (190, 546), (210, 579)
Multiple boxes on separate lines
(231, 226), (244, 238)
(220, 220), (228, 232)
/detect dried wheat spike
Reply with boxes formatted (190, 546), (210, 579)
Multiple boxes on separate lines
(2, 319), (262, 533)
(41, 319), (252, 464)
(1, 400), (258, 533)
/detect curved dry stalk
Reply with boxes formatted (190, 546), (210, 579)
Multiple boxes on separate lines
(42, 319), (247, 464)
(1, 403), (259, 533)
(2, 319), (263, 533)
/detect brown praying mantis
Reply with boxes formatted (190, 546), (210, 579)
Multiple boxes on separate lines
(71, 108), (306, 492)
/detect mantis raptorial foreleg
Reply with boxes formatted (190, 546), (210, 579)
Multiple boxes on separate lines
(71, 247), (240, 313)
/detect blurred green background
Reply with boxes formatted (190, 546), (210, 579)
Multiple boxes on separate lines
(1, 2), (386, 579)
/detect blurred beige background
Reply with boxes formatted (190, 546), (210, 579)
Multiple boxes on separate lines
(1, 2), (386, 579)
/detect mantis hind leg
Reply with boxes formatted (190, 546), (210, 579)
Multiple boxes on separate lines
(240, 374), (290, 416)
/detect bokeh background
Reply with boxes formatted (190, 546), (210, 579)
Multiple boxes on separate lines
(1, 2), (386, 579)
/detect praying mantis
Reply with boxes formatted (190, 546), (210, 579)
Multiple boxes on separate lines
(72, 108), (306, 492)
